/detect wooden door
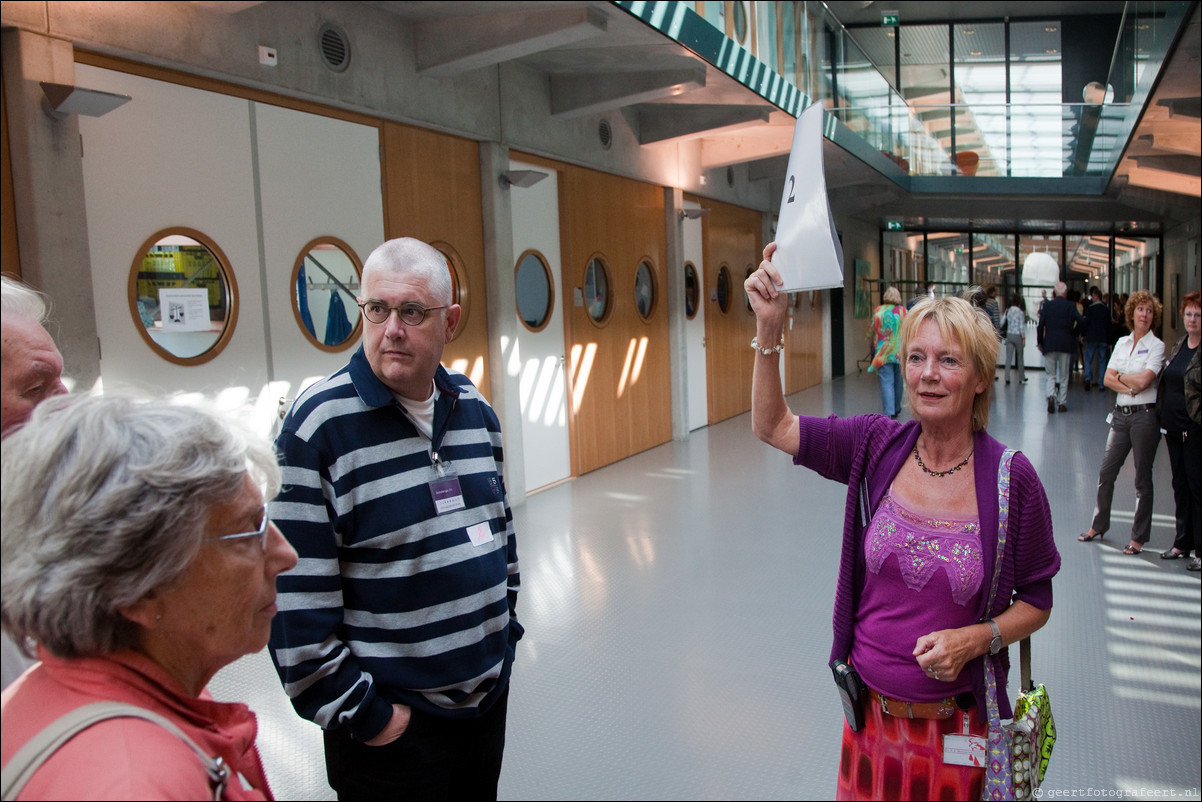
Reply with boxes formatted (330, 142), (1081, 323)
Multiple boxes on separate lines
(559, 165), (670, 475)
(382, 122), (490, 399)
(784, 289), (824, 393)
(702, 200), (762, 425)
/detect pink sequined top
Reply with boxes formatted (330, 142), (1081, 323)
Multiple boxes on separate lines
(850, 493), (984, 702)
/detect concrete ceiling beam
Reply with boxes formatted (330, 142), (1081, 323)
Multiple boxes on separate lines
(1138, 132), (1202, 156)
(1132, 154), (1201, 176)
(550, 65), (707, 119)
(416, 7), (607, 77)
(636, 104), (772, 145)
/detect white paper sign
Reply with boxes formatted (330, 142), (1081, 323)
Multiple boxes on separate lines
(158, 288), (212, 332)
(772, 103), (844, 292)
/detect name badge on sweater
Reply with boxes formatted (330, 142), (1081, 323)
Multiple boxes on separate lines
(429, 451), (466, 515)
(430, 476), (466, 514)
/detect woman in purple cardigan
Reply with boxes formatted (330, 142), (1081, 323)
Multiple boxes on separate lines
(746, 244), (1060, 801)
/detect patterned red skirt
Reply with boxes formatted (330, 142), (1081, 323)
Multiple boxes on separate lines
(836, 697), (986, 801)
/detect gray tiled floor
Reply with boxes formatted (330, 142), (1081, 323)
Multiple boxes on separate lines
(210, 363), (1201, 800)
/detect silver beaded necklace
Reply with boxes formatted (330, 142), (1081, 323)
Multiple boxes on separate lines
(912, 444), (972, 477)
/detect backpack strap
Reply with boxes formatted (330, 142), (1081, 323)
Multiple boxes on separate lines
(1, 701), (229, 801)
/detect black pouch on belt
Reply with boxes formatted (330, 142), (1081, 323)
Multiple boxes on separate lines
(831, 658), (866, 732)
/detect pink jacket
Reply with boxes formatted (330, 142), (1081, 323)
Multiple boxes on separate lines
(1, 647), (272, 800)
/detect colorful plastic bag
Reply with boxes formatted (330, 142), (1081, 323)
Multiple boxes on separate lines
(981, 449), (1056, 801)
(984, 680), (1055, 800)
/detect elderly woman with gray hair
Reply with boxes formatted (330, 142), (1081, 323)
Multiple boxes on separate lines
(1, 393), (297, 800)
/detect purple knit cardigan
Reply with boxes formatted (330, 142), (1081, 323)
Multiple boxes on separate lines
(794, 414), (1061, 718)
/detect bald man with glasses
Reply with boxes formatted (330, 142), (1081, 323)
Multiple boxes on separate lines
(268, 238), (522, 801)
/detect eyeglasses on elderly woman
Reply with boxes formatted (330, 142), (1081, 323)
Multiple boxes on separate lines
(209, 505), (270, 551)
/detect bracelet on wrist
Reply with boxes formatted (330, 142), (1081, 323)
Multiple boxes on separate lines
(751, 333), (785, 355)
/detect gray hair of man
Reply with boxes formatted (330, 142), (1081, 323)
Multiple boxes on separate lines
(1054, 281), (1068, 297)
(1, 393), (280, 659)
(361, 237), (453, 307)
(1, 274), (49, 323)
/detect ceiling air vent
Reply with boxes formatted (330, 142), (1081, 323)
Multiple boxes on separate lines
(318, 23), (350, 73)
(598, 119), (612, 150)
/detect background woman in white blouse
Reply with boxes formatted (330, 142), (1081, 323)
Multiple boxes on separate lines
(1077, 290), (1165, 554)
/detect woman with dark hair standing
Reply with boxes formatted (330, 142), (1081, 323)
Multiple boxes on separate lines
(1157, 290), (1201, 566)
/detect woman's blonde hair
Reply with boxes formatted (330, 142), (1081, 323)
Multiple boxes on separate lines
(900, 291), (999, 431)
(882, 286), (902, 306)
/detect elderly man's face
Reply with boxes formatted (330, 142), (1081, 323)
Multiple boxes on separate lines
(1, 316), (67, 438)
(359, 268), (461, 401)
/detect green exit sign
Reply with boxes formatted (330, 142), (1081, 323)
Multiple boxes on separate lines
(885, 219), (904, 231)
(882, 11), (900, 26)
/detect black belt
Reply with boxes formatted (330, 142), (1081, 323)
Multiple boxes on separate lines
(1115, 403), (1155, 414)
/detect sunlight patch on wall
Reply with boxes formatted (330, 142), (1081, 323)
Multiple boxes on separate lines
(617, 339), (637, 398)
(571, 342), (597, 414)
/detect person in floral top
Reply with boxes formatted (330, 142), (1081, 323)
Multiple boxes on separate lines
(869, 286), (906, 418)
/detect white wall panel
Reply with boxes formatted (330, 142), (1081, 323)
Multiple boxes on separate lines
(75, 67), (385, 435)
(77, 64), (266, 397)
(508, 160), (570, 491)
(253, 102), (384, 400)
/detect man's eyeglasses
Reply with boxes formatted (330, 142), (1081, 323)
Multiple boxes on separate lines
(211, 505), (270, 552)
(358, 300), (446, 327)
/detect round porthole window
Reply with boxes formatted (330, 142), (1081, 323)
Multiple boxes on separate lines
(128, 228), (237, 365)
(584, 256), (611, 325)
(431, 241), (467, 340)
(716, 265), (732, 314)
(634, 260), (656, 321)
(684, 262), (699, 319)
(733, 1), (748, 43)
(291, 237), (362, 352)
(515, 250), (553, 332)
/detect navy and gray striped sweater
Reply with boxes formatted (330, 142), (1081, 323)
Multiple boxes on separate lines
(268, 348), (521, 742)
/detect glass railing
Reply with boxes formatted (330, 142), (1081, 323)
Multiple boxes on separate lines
(829, 100), (1137, 177)
(612, 1), (1192, 182)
